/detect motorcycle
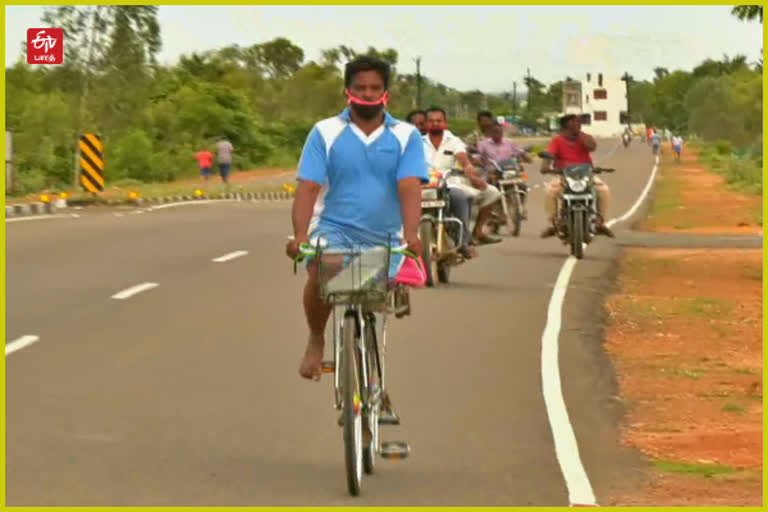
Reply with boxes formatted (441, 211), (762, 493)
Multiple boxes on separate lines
(538, 151), (615, 259)
(485, 156), (528, 237)
(419, 169), (467, 286)
(622, 132), (631, 148)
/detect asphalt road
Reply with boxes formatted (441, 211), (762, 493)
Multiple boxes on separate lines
(7, 139), (683, 505)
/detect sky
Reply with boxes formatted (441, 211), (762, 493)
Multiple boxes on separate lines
(5, 5), (763, 92)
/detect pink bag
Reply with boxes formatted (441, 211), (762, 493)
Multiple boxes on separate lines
(394, 255), (426, 287)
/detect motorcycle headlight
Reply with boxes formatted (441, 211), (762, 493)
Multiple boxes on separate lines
(421, 188), (438, 200)
(565, 177), (589, 193)
(502, 170), (518, 179)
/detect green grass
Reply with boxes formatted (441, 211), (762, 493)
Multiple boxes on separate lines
(692, 140), (762, 196)
(623, 256), (681, 280)
(653, 459), (739, 478)
(646, 169), (683, 222)
(733, 368), (759, 375)
(658, 368), (706, 380)
(679, 297), (732, 317)
(621, 296), (731, 323)
(721, 403), (746, 414)
(697, 390), (734, 398)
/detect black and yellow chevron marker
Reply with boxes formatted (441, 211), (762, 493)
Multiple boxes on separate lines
(79, 133), (105, 193)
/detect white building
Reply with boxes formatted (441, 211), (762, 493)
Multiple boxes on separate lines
(562, 72), (628, 137)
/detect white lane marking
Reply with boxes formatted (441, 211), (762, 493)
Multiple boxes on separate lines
(6, 214), (75, 223)
(113, 212), (124, 217)
(541, 257), (593, 505)
(6, 335), (40, 356)
(212, 250), (248, 263)
(111, 282), (159, 300)
(148, 199), (237, 211)
(606, 156), (659, 228)
(541, 154), (659, 507)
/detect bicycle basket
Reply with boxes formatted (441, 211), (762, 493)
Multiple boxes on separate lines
(314, 243), (391, 306)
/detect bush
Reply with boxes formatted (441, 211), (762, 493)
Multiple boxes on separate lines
(725, 158), (762, 194)
(14, 169), (47, 195)
(109, 130), (157, 182)
(715, 140), (732, 156)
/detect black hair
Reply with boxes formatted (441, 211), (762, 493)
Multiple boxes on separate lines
(426, 106), (447, 119)
(406, 110), (426, 123)
(344, 55), (391, 90)
(477, 110), (493, 121)
(560, 114), (578, 130)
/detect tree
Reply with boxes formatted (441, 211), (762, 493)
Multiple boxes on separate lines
(41, 6), (162, 185)
(251, 37), (304, 79)
(731, 5), (763, 23)
(653, 67), (670, 80)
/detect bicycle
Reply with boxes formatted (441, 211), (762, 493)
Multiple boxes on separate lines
(293, 238), (418, 496)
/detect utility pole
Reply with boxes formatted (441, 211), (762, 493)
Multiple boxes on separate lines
(525, 67), (532, 113)
(621, 71), (632, 128)
(512, 81), (517, 115)
(414, 57), (422, 109)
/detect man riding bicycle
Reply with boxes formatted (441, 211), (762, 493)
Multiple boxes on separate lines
(285, 55), (428, 392)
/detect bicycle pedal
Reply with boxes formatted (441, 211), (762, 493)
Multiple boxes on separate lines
(380, 441), (410, 460)
(321, 361), (335, 373)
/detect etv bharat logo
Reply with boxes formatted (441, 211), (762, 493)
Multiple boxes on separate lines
(27, 28), (63, 64)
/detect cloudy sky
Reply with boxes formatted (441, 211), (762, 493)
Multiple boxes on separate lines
(6, 5), (763, 91)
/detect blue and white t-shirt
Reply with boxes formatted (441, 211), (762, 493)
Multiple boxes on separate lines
(297, 108), (429, 239)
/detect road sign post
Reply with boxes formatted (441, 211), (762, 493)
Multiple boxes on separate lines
(78, 133), (105, 194)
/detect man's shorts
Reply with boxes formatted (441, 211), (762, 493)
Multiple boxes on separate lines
(218, 163), (231, 178)
(200, 167), (211, 176)
(673, 145), (681, 154)
(305, 221), (405, 281)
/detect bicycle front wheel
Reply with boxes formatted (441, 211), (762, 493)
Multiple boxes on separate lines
(363, 314), (381, 474)
(342, 313), (363, 496)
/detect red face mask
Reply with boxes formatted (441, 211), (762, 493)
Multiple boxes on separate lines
(345, 89), (389, 120)
(344, 89), (389, 107)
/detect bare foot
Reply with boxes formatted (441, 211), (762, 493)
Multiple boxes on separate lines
(299, 334), (324, 381)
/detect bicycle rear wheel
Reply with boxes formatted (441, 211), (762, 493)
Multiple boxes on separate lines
(342, 313), (363, 496)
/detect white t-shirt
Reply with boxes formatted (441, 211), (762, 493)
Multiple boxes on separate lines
(423, 130), (467, 174)
(672, 136), (683, 147)
(217, 140), (234, 164)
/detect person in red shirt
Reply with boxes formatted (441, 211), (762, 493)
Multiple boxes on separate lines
(194, 147), (214, 181)
(540, 114), (613, 238)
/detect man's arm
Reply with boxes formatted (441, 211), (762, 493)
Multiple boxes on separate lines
(580, 132), (597, 152)
(511, 142), (533, 163)
(286, 126), (327, 259)
(395, 128), (430, 255)
(456, 151), (487, 189)
(541, 138), (557, 174)
(291, 180), (321, 243)
(398, 177), (422, 245)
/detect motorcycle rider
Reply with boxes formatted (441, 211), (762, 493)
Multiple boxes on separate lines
(540, 114), (614, 238)
(423, 107), (502, 257)
(477, 122), (532, 216)
(406, 109), (427, 135)
(622, 125), (632, 146)
(464, 110), (497, 151)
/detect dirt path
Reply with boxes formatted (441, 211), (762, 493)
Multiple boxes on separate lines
(642, 145), (762, 235)
(604, 145), (763, 506)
